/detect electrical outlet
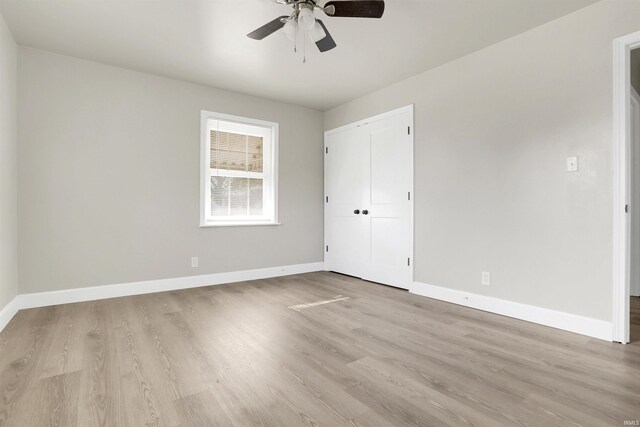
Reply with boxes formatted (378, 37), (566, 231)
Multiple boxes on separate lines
(481, 271), (491, 286)
(191, 257), (199, 268)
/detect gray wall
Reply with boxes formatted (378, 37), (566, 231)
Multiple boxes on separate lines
(0, 12), (17, 311)
(18, 48), (324, 294)
(632, 48), (640, 93)
(324, 0), (640, 321)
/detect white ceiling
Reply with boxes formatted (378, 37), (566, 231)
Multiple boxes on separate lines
(0, 0), (598, 110)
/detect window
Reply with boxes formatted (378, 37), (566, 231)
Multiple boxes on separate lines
(200, 111), (278, 226)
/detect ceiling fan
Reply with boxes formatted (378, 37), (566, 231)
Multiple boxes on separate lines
(247, 0), (385, 55)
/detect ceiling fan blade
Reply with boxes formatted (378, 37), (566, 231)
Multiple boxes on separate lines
(247, 16), (288, 40)
(324, 1), (385, 18)
(315, 20), (337, 52)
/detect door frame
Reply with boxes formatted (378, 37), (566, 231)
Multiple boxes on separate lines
(612, 31), (640, 344)
(324, 105), (415, 286)
(631, 87), (640, 298)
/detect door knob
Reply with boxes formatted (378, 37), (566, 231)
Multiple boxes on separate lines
(362, 210), (369, 215)
(353, 209), (360, 214)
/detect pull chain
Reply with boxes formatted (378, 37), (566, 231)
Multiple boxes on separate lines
(303, 32), (307, 63)
(293, 21), (298, 53)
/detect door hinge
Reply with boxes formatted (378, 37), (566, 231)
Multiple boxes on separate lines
(407, 258), (411, 266)
(626, 204), (629, 213)
(326, 245), (329, 252)
(325, 147), (328, 154)
(326, 196), (329, 203)
(407, 126), (411, 135)
(408, 192), (411, 201)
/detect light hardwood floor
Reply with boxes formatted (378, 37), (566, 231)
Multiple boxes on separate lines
(632, 295), (640, 344)
(0, 272), (639, 426)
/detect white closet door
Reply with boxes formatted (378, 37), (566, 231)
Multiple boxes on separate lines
(325, 126), (367, 278)
(361, 111), (413, 289)
(324, 106), (413, 289)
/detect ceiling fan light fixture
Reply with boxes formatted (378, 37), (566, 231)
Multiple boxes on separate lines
(297, 7), (316, 31)
(308, 21), (326, 43)
(247, 0), (386, 55)
(281, 19), (298, 41)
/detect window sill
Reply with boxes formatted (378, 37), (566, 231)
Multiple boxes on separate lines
(200, 221), (282, 228)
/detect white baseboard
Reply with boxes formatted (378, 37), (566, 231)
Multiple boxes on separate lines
(0, 296), (20, 334)
(410, 281), (613, 341)
(0, 262), (324, 333)
(2, 267), (614, 342)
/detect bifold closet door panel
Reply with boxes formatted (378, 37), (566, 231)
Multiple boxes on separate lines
(325, 126), (367, 278)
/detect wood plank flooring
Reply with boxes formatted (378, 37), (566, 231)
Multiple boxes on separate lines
(632, 295), (640, 344)
(0, 272), (639, 426)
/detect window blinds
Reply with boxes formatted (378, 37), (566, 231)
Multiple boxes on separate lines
(210, 130), (263, 172)
(209, 130), (265, 217)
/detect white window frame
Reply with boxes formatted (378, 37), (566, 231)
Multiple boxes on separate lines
(200, 110), (279, 227)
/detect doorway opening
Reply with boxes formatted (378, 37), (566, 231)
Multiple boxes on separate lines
(613, 31), (640, 344)
(631, 47), (640, 343)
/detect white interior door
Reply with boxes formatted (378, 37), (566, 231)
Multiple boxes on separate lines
(325, 126), (367, 278)
(361, 112), (413, 288)
(324, 106), (413, 289)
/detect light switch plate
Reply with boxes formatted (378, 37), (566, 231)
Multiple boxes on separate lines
(191, 257), (199, 268)
(567, 157), (578, 172)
